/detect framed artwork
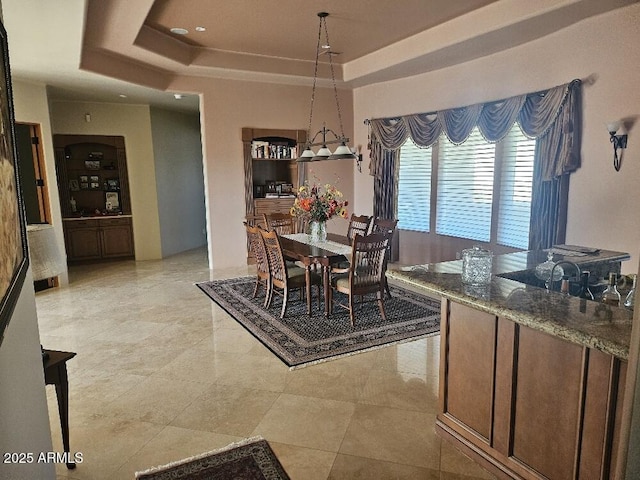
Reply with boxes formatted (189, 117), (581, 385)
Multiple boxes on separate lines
(84, 160), (100, 170)
(105, 191), (120, 212)
(106, 178), (119, 190)
(0, 21), (28, 347)
(69, 179), (79, 191)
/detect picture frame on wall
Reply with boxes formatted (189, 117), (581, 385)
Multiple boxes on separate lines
(105, 191), (120, 212)
(0, 21), (29, 347)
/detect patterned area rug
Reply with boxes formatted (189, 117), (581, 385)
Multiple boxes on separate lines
(197, 276), (440, 369)
(135, 437), (289, 480)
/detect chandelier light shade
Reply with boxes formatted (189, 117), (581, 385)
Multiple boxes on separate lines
(297, 12), (358, 164)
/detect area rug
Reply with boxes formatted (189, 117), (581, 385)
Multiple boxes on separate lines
(135, 436), (289, 480)
(196, 276), (440, 369)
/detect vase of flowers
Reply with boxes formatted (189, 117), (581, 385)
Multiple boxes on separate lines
(309, 219), (327, 243)
(290, 183), (348, 243)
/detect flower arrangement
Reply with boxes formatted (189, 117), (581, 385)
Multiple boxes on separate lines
(290, 183), (348, 223)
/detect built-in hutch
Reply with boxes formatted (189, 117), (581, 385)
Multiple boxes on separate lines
(243, 127), (306, 262)
(54, 134), (135, 262)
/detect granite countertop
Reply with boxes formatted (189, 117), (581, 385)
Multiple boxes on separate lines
(387, 249), (633, 360)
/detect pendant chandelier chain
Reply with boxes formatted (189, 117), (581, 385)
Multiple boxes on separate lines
(323, 17), (346, 139)
(306, 14), (323, 138)
(296, 12), (358, 164)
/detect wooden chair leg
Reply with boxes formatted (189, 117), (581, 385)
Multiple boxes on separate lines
(263, 280), (270, 308)
(328, 285), (334, 315)
(384, 278), (392, 299)
(349, 293), (355, 326)
(253, 278), (260, 298)
(280, 287), (288, 319)
(377, 291), (387, 321)
(266, 283), (274, 308)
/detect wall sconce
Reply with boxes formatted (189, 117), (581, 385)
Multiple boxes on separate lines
(353, 145), (363, 173)
(606, 120), (627, 171)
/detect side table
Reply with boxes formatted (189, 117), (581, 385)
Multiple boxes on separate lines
(43, 349), (77, 469)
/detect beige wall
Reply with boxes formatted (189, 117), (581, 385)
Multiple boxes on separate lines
(353, 4), (640, 273)
(149, 107), (206, 257)
(171, 76), (354, 269)
(12, 80), (68, 284)
(0, 268), (55, 480)
(50, 101), (162, 261)
(0, 82), (56, 479)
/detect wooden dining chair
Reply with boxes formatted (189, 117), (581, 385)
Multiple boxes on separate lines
(329, 233), (390, 326)
(245, 223), (271, 306)
(347, 214), (372, 242)
(263, 212), (295, 235)
(369, 217), (398, 298)
(260, 229), (322, 318)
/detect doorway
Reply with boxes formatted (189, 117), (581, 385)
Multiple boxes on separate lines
(16, 123), (56, 290)
(15, 123), (51, 224)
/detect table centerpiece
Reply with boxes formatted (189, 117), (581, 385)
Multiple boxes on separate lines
(290, 183), (348, 242)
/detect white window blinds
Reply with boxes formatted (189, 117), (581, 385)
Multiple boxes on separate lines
(397, 139), (431, 232)
(497, 126), (536, 249)
(436, 128), (495, 242)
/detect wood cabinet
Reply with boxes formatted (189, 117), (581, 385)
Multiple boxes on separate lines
(54, 135), (131, 217)
(438, 300), (626, 480)
(54, 135), (135, 263)
(63, 217), (134, 262)
(254, 198), (295, 217)
(243, 128), (306, 264)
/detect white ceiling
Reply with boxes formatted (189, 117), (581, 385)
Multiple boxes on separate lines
(3, 0), (638, 113)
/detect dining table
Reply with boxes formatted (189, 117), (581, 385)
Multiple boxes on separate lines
(279, 232), (352, 316)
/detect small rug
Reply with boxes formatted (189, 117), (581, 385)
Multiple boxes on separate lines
(196, 276), (440, 369)
(135, 436), (289, 480)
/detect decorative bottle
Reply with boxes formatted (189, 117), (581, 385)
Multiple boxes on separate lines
(578, 271), (594, 300)
(624, 274), (636, 309)
(70, 196), (77, 213)
(601, 273), (621, 307)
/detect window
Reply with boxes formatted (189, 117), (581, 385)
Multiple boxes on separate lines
(497, 126), (535, 249)
(436, 128), (495, 242)
(397, 139), (431, 232)
(396, 125), (536, 249)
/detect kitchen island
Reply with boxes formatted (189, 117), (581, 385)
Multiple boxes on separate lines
(387, 248), (632, 480)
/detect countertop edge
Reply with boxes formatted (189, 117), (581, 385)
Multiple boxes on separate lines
(388, 271), (630, 361)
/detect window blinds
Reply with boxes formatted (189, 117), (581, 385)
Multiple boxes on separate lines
(436, 128), (495, 242)
(497, 126), (535, 249)
(397, 139), (431, 232)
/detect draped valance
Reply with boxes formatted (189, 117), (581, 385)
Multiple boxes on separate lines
(369, 80), (583, 251)
(369, 79), (581, 182)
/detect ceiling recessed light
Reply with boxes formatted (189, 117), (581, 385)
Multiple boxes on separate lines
(174, 93), (184, 100)
(119, 94), (127, 98)
(195, 26), (206, 32)
(170, 27), (189, 35)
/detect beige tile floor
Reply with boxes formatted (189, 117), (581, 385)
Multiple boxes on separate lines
(36, 248), (495, 480)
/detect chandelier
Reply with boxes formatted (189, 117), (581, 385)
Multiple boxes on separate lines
(297, 12), (358, 163)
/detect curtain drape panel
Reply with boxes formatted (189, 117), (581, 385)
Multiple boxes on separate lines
(369, 79), (582, 250)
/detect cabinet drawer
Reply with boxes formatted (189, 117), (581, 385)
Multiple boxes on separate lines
(64, 219), (99, 229)
(99, 217), (131, 227)
(254, 198), (294, 215)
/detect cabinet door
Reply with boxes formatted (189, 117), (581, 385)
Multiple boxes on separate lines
(441, 301), (496, 444)
(65, 226), (102, 261)
(100, 223), (134, 258)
